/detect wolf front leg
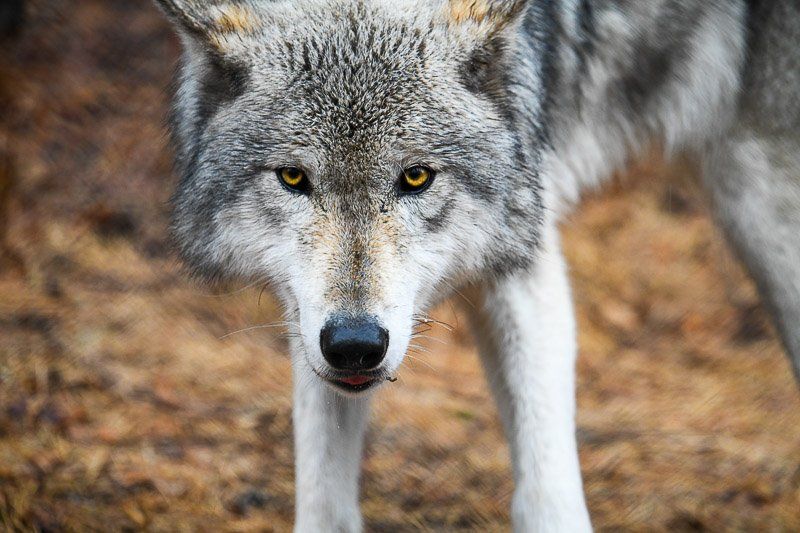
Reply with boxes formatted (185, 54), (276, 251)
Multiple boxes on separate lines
(291, 352), (369, 533)
(470, 230), (591, 532)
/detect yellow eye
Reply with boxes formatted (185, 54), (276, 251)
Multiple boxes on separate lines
(400, 165), (435, 194)
(277, 167), (309, 193)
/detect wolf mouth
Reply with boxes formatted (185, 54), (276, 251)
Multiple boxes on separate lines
(310, 366), (389, 394)
(329, 375), (380, 393)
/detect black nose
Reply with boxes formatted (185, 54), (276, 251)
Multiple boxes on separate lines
(320, 316), (389, 371)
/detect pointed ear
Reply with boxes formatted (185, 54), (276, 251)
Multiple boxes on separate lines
(446, 0), (529, 34)
(153, 0), (261, 46)
(448, 0), (531, 111)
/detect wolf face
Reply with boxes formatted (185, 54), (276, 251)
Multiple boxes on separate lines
(162, 0), (548, 393)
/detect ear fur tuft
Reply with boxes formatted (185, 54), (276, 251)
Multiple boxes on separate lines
(447, 0), (528, 32)
(211, 4), (258, 34)
(153, 1), (260, 43)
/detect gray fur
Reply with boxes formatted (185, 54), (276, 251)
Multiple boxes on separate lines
(155, 0), (800, 527)
(164, 0), (554, 337)
(161, 0), (799, 371)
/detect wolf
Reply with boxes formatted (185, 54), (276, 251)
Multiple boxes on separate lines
(154, 0), (800, 530)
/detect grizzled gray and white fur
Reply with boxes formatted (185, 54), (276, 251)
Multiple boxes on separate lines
(155, 0), (800, 530)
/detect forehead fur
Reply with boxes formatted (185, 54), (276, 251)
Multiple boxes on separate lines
(211, 1), (509, 154)
(170, 0), (534, 166)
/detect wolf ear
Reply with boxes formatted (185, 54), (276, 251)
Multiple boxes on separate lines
(448, 0), (530, 109)
(154, 0), (260, 45)
(446, 0), (529, 33)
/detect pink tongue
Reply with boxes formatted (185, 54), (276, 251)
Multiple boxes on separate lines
(340, 375), (371, 386)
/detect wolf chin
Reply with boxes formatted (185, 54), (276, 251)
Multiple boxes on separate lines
(155, 0), (800, 530)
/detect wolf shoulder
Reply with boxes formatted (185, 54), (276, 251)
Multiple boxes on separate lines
(532, 0), (799, 205)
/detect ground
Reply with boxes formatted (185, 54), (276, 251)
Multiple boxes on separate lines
(1, 1), (798, 531)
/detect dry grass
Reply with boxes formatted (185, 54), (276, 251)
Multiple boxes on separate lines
(1, 1), (798, 531)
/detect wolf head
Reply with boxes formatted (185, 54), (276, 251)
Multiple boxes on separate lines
(159, 0), (549, 393)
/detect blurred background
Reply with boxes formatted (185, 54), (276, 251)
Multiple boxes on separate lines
(1, 1), (798, 531)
